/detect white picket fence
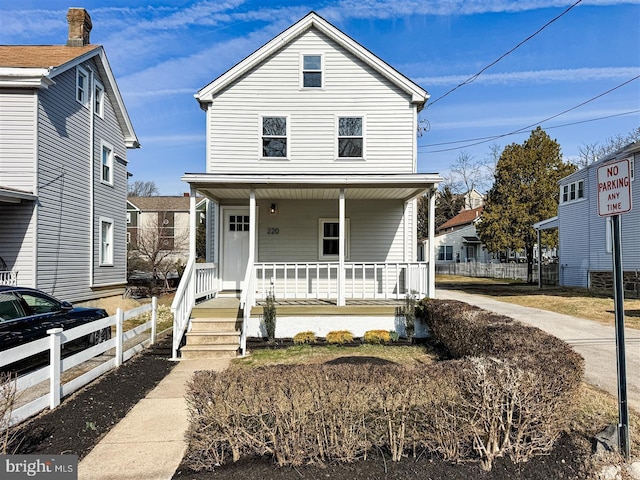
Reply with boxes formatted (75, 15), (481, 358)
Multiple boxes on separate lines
(0, 297), (161, 428)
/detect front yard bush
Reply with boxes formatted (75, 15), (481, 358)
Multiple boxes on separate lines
(184, 299), (584, 472)
(325, 330), (353, 344)
(293, 331), (316, 345)
(363, 330), (391, 344)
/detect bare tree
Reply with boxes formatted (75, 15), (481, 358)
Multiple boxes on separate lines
(128, 180), (160, 197)
(576, 127), (640, 167)
(128, 211), (189, 290)
(449, 151), (492, 207)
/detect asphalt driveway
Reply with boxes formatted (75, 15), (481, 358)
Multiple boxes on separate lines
(435, 288), (640, 413)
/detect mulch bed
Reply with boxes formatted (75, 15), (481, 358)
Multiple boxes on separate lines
(7, 334), (176, 459)
(6, 334), (595, 479)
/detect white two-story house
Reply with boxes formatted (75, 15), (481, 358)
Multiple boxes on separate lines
(0, 8), (139, 301)
(171, 12), (442, 358)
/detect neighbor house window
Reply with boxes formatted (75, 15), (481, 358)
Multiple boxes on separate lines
(261, 116), (287, 158)
(159, 211), (175, 249)
(438, 245), (453, 261)
(94, 80), (104, 117)
(101, 141), (113, 185)
(561, 179), (584, 203)
(302, 54), (322, 88)
(337, 116), (363, 158)
(99, 218), (114, 266)
(76, 66), (89, 105)
(319, 218), (350, 260)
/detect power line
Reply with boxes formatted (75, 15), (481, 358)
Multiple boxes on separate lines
(420, 75), (640, 153)
(426, 0), (583, 109)
(420, 110), (640, 148)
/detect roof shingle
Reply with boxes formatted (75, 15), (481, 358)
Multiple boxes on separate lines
(0, 45), (100, 68)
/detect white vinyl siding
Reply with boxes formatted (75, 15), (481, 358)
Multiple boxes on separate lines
(0, 90), (37, 192)
(0, 202), (37, 288)
(207, 28), (415, 175)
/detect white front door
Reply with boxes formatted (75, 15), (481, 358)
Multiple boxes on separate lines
(222, 208), (250, 290)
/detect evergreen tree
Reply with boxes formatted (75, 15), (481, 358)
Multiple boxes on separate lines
(476, 127), (576, 282)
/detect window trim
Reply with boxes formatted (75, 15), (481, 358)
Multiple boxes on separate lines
(560, 179), (585, 204)
(259, 114), (290, 160)
(318, 218), (350, 261)
(100, 140), (114, 186)
(76, 66), (89, 106)
(438, 245), (453, 261)
(335, 115), (365, 160)
(300, 53), (324, 90)
(94, 80), (104, 118)
(99, 217), (114, 266)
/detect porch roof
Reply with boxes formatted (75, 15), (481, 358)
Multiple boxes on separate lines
(182, 173), (442, 202)
(0, 186), (37, 204)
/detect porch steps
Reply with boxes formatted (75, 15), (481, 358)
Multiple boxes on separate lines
(181, 297), (241, 359)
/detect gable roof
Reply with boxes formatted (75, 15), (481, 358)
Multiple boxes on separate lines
(437, 207), (483, 232)
(195, 11), (428, 109)
(0, 45), (139, 149)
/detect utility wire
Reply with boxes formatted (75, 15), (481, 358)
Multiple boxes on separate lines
(421, 75), (640, 153)
(427, 0), (583, 109)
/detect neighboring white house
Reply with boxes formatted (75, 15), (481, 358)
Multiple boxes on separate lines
(173, 12), (442, 348)
(432, 207), (491, 264)
(554, 141), (639, 293)
(0, 8), (139, 301)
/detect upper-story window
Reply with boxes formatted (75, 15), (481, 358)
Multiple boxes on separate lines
(101, 141), (114, 185)
(76, 66), (89, 106)
(561, 179), (584, 203)
(302, 54), (322, 88)
(99, 218), (114, 266)
(261, 116), (287, 158)
(94, 80), (104, 117)
(337, 116), (364, 158)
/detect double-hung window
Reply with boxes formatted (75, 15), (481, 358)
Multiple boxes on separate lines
(337, 116), (363, 158)
(561, 179), (584, 203)
(94, 80), (104, 117)
(302, 54), (322, 88)
(101, 141), (114, 185)
(438, 245), (453, 261)
(261, 116), (287, 158)
(76, 66), (89, 106)
(319, 218), (350, 260)
(99, 218), (114, 266)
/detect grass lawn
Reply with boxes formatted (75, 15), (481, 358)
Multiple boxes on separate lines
(437, 274), (640, 330)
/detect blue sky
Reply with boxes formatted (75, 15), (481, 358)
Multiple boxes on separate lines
(1, 0), (638, 195)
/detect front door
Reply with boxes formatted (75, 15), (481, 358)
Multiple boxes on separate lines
(222, 208), (250, 290)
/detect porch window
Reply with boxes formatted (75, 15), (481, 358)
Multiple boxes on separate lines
(261, 116), (287, 158)
(99, 218), (114, 266)
(438, 245), (453, 261)
(337, 117), (363, 158)
(302, 54), (322, 88)
(76, 66), (88, 106)
(101, 141), (113, 185)
(319, 218), (350, 260)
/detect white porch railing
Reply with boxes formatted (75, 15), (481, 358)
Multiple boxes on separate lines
(170, 260), (219, 360)
(0, 271), (18, 286)
(253, 262), (429, 301)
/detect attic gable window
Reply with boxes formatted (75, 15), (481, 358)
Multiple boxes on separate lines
(76, 66), (89, 106)
(337, 116), (364, 158)
(261, 116), (287, 158)
(302, 54), (322, 88)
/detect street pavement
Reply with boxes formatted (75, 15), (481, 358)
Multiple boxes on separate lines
(436, 288), (640, 412)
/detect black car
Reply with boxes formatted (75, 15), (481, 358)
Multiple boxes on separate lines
(0, 286), (111, 353)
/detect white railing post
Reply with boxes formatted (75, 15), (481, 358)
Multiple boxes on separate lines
(47, 328), (63, 410)
(115, 307), (124, 367)
(150, 296), (158, 345)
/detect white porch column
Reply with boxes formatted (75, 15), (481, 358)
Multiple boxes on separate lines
(189, 185), (197, 261)
(428, 187), (436, 298)
(249, 189), (256, 262)
(338, 188), (345, 306)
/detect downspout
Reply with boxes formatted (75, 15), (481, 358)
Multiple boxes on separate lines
(88, 67), (95, 287)
(33, 88), (40, 288)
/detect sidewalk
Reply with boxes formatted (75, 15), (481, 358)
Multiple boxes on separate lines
(436, 288), (640, 412)
(78, 357), (230, 480)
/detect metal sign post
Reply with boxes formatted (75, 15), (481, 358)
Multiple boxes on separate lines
(597, 158), (632, 460)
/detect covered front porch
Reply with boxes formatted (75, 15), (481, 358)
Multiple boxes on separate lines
(171, 173), (441, 358)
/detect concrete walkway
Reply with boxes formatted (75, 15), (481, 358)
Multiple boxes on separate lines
(78, 357), (230, 480)
(436, 288), (640, 412)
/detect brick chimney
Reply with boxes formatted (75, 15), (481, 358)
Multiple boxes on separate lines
(66, 8), (92, 46)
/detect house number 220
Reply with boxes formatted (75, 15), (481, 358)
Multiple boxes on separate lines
(267, 228), (280, 234)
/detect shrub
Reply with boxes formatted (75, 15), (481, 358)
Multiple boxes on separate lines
(389, 330), (399, 342)
(325, 330), (353, 344)
(363, 330), (391, 344)
(263, 291), (277, 341)
(402, 291), (417, 338)
(293, 331), (316, 345)
(0, 372), (17, 454)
